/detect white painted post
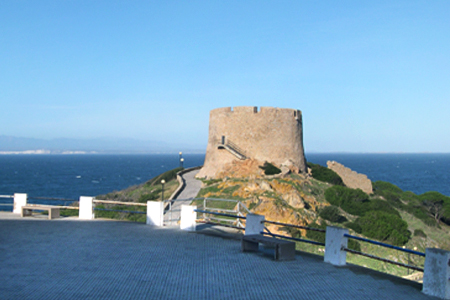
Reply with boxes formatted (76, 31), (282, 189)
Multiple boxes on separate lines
(146, 201), (164, 226)
(422, 248), (450, 299)
(79, 196), (94, 220)
(245, 213), (265, 235)
(324, 226), (349, 266)
(180, 205), (197, 231)
(13, 193), (27, 214)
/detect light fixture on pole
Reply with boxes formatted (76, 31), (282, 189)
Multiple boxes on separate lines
(180, 158), (184, 169)
(161, 179), (165, 201)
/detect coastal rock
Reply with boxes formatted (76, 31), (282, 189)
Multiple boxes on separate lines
(260, 181), (272, 191)
(282, 191), (305, 209)
(327, 161), (373, 194)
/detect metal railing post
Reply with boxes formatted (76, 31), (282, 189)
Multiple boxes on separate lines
(203, 198), (206, 221)
(169, 200), (172, 226)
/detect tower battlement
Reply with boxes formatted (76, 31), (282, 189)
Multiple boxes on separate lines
(197, 106), (307, 179)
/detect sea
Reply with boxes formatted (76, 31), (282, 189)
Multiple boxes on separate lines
(0, 153), (449, 210)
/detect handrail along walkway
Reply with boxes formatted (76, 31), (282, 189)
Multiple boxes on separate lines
(93, 199), (147, 215)
(343, 233), (425, 272)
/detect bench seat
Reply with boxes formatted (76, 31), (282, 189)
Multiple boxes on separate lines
(21, 205), (60, 220)
(242, 234), (295, 261)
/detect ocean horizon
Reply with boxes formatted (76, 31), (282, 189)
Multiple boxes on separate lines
(0, 153), (449, 210)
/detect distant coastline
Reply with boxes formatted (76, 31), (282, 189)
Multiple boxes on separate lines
(0, 150), (96, 155)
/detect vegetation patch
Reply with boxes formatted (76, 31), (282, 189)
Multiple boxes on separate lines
(319, 205), (347, 223)
(349, 211), (411, 246)
(308, 162), (344, 186)
(145, 167), (183, 187)
(259, 162), (281, 175)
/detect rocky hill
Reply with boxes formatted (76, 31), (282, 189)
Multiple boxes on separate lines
(197, 161), (450, 278)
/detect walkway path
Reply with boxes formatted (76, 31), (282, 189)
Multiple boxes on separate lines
(164, 168), (202, 225)
(0, 212), (432, 300)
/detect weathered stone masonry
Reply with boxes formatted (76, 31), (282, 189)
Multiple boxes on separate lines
(197, 106), (307, 179)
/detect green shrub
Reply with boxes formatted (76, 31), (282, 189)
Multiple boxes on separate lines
(305, 222), (327, 244)
(353, 211), (411, 246)
(368, 199), (400, 217)
(138, 191), (160, 202)
(414, 229), (427, 238)
(401, 191), (421, 205)
(319, 205), (347, 223)
(259, 162), (281, 175)
(307, 162), (344, 186)
(348, 239), (361, 252)
(324, 186), (370, 216)
(372, 181), (403, 195)
(404, 204), (437, 227)
(325, 185), (400, 217)
(345, 222), (362, 234)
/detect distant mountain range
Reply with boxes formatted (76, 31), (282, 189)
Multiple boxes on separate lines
(0, 136), (203, 154)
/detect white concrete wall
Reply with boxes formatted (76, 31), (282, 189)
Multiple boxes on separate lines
(423, 248), (450, 299)
(324, 226), (348, 266)
(146, 201), (164, 226)
(180, 205), (197, 231)
(13, 193), (27, 214)
(79, 196), (94, 220)
(245, 214), (265, 235)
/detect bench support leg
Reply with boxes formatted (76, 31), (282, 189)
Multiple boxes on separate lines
(242, 240), (259, 252)
(276, 243), (296, 261)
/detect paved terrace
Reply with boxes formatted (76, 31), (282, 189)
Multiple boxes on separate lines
(0, 213), (435, 300)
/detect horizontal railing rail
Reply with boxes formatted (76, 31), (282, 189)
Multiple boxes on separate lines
(207, 216), (237, 224)
(204, 207), (238, 214)
(28, 196), (78, 202)
(343, 247), (424, 272)
(194, 209), (246, 220)
(196, 219), (245, 230)
(23, 204), (79, 210)
(261, 220), (326, 247)
(202, 197), (243, 203)
(93, 199), (147, 215)
(0, 195), (14, 209)
(261, 231), (326, 246)
(343, 233), (425, 272)
(264, 220), (326, 233)
(94, 208), (146, 214)
(344, 233), (426, 257)
(93, 199), (147, 207)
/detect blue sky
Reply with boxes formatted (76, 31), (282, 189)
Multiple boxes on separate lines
(1, 1), (449, 153)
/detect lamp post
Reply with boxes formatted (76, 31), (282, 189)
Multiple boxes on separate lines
(161, 179), (165, 201)
(180, 158), (184, 169)
(179, 152), (183, 168)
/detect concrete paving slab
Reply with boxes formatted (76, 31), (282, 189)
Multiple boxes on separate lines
(0, 212), (436, 300)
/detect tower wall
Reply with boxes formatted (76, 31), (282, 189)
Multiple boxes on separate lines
(197, 106), (307, 179)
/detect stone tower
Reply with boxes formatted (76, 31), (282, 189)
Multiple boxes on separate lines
(197, 106), (307, 179)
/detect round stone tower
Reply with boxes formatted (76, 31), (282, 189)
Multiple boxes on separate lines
(197, 106), (307, 179)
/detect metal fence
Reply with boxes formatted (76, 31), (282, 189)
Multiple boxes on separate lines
(93, 199), (147, 215)
(195, 198), (250, 229)
(0, 195), (14, 209)
(192, 198), (425, 273)
(262, 220), (326, 247)
(343, 233), (425, 272)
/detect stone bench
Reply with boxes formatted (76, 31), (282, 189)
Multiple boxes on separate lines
(21, 205), (60, 220)
(242, 234), (295, 261)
